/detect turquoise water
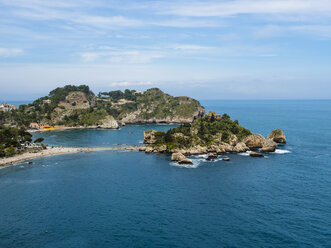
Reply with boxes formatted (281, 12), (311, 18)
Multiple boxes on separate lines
(1, 100), (331, 247)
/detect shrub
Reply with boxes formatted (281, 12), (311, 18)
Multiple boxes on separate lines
(5, 147), (16, 157)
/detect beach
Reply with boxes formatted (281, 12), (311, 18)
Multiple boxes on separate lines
(0, 146), (139, 168)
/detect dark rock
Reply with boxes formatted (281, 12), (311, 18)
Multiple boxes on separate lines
(250, 152), (264, 157)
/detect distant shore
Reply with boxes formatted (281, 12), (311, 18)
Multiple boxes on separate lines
(0, 146), (139, 168)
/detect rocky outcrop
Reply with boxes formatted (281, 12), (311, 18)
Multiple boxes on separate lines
(219, 143), (234, 153)
(223, 157), (230, 161)
(229, 134), (238, 146)
(233, 142), (250, 153)
(171, 153), (193, 165)
(98, 116), (119, 129)
(260, 140), (277, 153)
(152, 145), (167, 153)
(208, 145), (225, 154)
(206, 153), (218, 161)
(267, 129), (286, 144)
(243, 134), (266, 149)
(144, 130), (158, 144)
(186, 146), (208, 155)
(250, 152), (264, 157)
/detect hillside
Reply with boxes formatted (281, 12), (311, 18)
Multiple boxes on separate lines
(0, 85), (205, 128)
(97, 88), (205, 124)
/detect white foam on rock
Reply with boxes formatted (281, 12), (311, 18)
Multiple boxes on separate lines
(238, 151), (251, 156)
(273, 149), (291, 154)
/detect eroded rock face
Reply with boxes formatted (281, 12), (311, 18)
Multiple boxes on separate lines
(208, 145), (226, 154)
(153, 145), (167, 153)
(219, 143), (234, 153)
(233, 142), (250, 153)
(243, 134), (266, 149)
(260, 140), (277, 153)
(250, 152), (264, 157)
(98, 116), (119, 129)
(185, 146), (208, 155)
(145, 147), (154, 153)
(229, 134), (239, 146)
(171, 153), (193, 165)
(267, 129), (286, 144)
(144, 130), (158, 144)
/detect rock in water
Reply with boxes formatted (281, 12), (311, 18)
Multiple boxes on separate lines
(171, 153), (193, 165)
(206, 153), (218, 161)
(243, 134), (266, 149)
(267, 129), (286, 144)
(138, 147), (147, 152)
(250, 152), (264, 157)
(223, 157), (230, 161)
(233, 142), (250, 153)
(260, 140), (277, 153)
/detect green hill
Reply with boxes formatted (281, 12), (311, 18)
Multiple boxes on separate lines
(0, 85), (205, 128)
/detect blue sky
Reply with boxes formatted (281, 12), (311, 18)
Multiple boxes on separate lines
(0, 0), (331, 100)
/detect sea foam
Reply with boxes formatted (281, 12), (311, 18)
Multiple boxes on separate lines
(273, 149), (291, 154)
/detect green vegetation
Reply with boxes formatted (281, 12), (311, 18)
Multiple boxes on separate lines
(102, 88), (203, 120)
(0, 126), (33, 157)
(1, 85), (204, 128)
(148, 114), (252, 149)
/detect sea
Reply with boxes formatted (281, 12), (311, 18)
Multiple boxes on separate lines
(0, 100), (330, 248)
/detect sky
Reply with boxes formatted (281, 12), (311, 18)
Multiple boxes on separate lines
(0, 0), (331, 100)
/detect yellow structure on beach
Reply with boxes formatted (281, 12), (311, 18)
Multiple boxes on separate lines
(40, 125), (54, 130)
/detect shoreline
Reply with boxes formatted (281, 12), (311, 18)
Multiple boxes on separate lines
(0, 146), (139, 168)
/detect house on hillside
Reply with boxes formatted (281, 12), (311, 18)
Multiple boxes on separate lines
(29, 122), (40, 129)
(207, 111), (221, 119)
(0, 103), (17, 112)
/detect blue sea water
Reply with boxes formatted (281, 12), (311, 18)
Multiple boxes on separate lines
(1, 100), (331, 248)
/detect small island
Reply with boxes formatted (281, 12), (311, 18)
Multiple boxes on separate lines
(139, 113), (286, 165)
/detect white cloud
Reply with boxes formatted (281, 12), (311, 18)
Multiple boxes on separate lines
(0, 48), (23, 57)
(157, 0), (331, 17)
(110, 81), (155, 87)
(171, 44), (214, 50)
(80, 50), (164, 63)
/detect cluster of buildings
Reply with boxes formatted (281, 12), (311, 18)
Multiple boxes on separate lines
(0, 103), (17, 112)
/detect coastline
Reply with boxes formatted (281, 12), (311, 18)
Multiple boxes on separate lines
(0, 146), (139, 168)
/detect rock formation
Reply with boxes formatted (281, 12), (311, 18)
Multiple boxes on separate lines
(250, 152), (264, 157)
(243, 134), (266, 149)
(98, 116), (119, 129)
(267, 129), (286, 144)
(260, 139), (277, 153)
(171, 153), (193, 165)
(233, 142), (250, 153)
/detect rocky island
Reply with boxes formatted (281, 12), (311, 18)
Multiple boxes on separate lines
(139, 114), (286, 165)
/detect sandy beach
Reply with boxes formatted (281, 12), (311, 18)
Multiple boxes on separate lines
(0, 146), (139, 168)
